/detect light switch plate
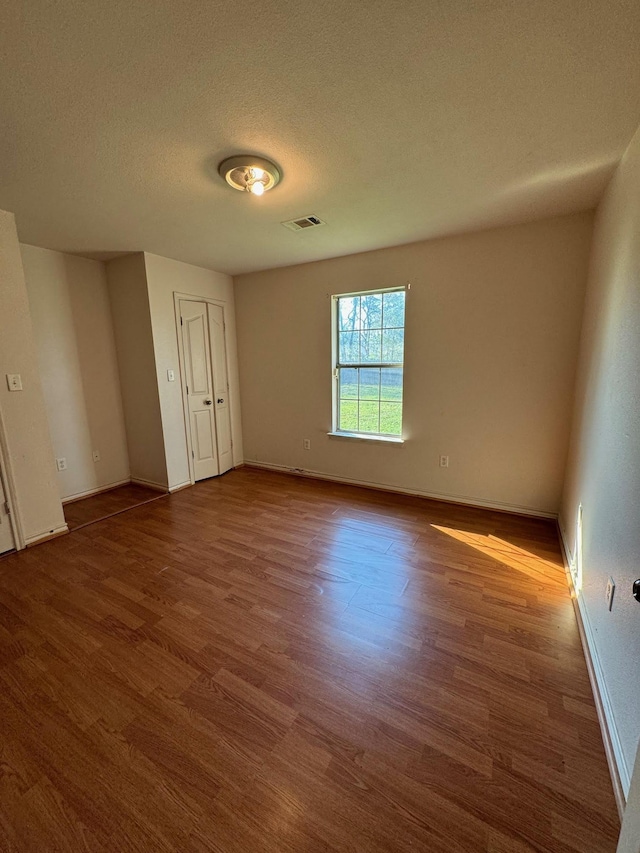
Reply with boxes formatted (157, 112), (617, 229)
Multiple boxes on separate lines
(167, 369), (175, 382)
(606, 576), (615, 611)
(6, 374), (22, 391)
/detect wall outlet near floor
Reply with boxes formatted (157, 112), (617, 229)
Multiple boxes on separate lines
(6, 373), (23, 391)
(439, 455), (449, 468)
(606, 576), (615, 611)
(55, 457), (67, 472)
(303, 439), (311, 450)
(92, 450), (101, 462)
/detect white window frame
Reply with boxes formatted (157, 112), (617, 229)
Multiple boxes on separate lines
(329, 286), (406, 444)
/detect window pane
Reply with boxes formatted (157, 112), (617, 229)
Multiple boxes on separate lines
(359, 368), (380, 400)
(358, 401), (380, 434)
(359, 293), (382, 330)
(382, 328), (404, 362)
(380, 367), (403, 401)
(339, 367), (358, 399)
(339, 330), (359, 364)
(339, 296), (360, 331)
(383, 291), (405, 328)
(359, 329), (382, 363)
(339, 399), (358, 432)
(380, 401), (402, 435)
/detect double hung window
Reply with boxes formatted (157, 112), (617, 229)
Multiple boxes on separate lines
(333, 288), (405, 439)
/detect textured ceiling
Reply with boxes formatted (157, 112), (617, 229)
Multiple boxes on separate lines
(1, 1), (640, 275)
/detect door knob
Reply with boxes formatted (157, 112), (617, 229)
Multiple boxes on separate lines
(204, 399), (212, 405)
(217, 398), (224, 404)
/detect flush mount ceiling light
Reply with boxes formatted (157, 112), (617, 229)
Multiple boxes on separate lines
(218, 155), (281, 197)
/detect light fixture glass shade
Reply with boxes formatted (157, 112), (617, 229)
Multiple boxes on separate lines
(218, 155), (281, 195)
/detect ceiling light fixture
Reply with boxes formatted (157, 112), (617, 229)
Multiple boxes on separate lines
(218, 155), (281, 196)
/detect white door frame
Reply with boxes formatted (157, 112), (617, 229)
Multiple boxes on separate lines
(173, 292), (234, 486)
(0, 404), (24, 551)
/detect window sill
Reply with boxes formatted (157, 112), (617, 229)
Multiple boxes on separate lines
(327, 431), (404, 445)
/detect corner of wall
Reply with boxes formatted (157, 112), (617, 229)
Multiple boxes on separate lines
(106, 253), (168, 489)
(0, 209), (66, 545)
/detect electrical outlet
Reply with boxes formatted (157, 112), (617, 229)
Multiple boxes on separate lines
(55, 457), (67, 472)
(92, 450), (101, 462)
(6, 374), (22, 391)
(439, 455), (449, 468)
(606, 577), (615, 611)
(303, 439), (311, 450)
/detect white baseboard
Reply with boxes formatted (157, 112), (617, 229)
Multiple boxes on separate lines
(557, 522), (628, 816)
(169, 480), (192, 493)
(130, 477), (168, 493)
(62, 478), (131, 505)
(24, 523), (69, 547)
(244, 460), (556, 519)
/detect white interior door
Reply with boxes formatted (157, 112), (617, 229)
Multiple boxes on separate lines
(0, 472), (15, 555)
(180, 300), (219, 481)
(207, 303), (233, 475)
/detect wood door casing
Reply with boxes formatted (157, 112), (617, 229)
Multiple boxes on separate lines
(0, 469), (15, 554)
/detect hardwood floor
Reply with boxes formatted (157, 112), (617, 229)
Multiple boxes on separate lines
(63, 483), (166, 531)
(0, 468), (619, 852)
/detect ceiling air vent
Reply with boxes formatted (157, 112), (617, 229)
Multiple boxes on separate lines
(281, 215), (326, 232)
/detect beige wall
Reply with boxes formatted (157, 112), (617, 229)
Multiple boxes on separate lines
(0, 210), (66, 544)
(144, 252), (243, 490)
(560, 126), (640, 794)
(235, 212), (592, 516)
(21, 245), (130, 501)
(107, 254), (168, 489)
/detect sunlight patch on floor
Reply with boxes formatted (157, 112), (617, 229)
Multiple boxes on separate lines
(431, 525), (566, 587)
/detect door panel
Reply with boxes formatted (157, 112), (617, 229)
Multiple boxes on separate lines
(185, 314), (208, 393)
(208, 304), (233, 475)
(180, 300), (219, 481)
(0, 472), (15, 555)
(194, 410), (214, 461)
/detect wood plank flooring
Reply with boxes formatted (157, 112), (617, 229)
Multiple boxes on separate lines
(63, 483), (166, 531)
(0, 468), (619, 852)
